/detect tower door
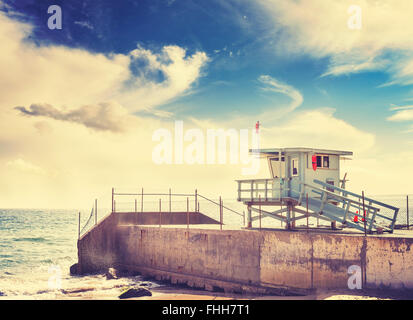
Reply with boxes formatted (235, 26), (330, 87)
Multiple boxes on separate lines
(268, 156), (286, 199)
(289, 156), (301, 198)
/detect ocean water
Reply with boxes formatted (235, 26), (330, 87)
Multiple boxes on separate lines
(0, 209), (157, 299)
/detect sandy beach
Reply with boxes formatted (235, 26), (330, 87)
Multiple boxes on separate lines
(26, 281), (412, 300)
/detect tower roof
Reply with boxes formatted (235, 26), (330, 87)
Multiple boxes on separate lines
(250, 147), (353, 157)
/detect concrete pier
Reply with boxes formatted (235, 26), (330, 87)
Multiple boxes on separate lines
(77, 212), (413, 294)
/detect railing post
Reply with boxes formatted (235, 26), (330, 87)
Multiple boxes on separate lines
(95, 199), (97, 225)
(78, 211), (81, 239)
(141, 188), (144, 213)
(281, 201), (283, 227)
(306, 193), (309, 232)
(243, 210), (245, 227)
(111, 187), (114, 213)
(220, 196), (222, 231)
(362, 191), (366, 236)
(169, 188), (171, 213)
(259, 195), (262, 230)
(114, 200), (116, 213)
(265, 180), (268, 201)
(250, 181), (253, 201)
(195, 189), (197, 212)
(221, 197), (223, 230)
(135, 198), (138, 225)
(159, 198), (162, 228)
(407, 195), (410, 230)
(187, 197), (189, 229)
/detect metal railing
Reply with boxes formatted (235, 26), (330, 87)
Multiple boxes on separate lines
(110, 188), (244, 227)
(236, 178), (293, 202)
(299, 180), (400, 233)
(235, 177), (404, 233)
(78, 200), (100, 239)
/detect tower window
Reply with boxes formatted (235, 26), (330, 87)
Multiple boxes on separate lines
(323, 156), (329, 168)
(292, 158), (299, 176)
(313, 154), (331, 169)
(316, 156), (322, 167)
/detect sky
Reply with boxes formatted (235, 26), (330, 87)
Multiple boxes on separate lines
(1, 0), (413, 209)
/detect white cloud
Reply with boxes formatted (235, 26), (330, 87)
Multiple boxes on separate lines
(118, 45), (209, 113)
(6, 158), (49, 177)
(387, 109), (413, 122)
(257, 0), (413, 84)
(0, 12), (208, 116)
(387, 105), (413, 131)
(260, 108), (375, 153)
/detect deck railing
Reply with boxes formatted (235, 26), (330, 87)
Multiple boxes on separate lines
(236, 178), (292, 202)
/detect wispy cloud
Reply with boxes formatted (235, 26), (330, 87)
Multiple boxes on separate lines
(389, 104), (413, 111)
(387, 109), (413, 122)
(6, 158), (50, 177)
(258, 75), (303, 113)
(15, 102), (134, 133)
(74, 20), (94, 30)
(387, 104), (413, 133)
(257, 0), (413, 85)
(321, 55), (389, 78)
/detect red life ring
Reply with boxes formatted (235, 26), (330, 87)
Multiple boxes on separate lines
(312, 155), (317, 171)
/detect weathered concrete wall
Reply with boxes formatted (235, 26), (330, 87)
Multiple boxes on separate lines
(260, 232), (312, 289)
(116, 228), (262, 284)
(366, 237), (413, 289)
(78, 211), (219, 274)
(78, 213), (413, 292)
(78, 214), (119, 274)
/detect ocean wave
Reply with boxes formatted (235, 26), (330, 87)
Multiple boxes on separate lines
(13, 237), (47, 243)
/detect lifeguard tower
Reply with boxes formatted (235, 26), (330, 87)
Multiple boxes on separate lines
(236, 147), (399, 234)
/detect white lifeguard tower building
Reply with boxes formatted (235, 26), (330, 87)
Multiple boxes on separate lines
(236, 147), (399, 234)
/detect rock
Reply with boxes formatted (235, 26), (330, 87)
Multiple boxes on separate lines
(118, 287), (152, 299)
(70, 263), (79, 275)
(0, 291), (5, 296)
(105, 267), (119, 280)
